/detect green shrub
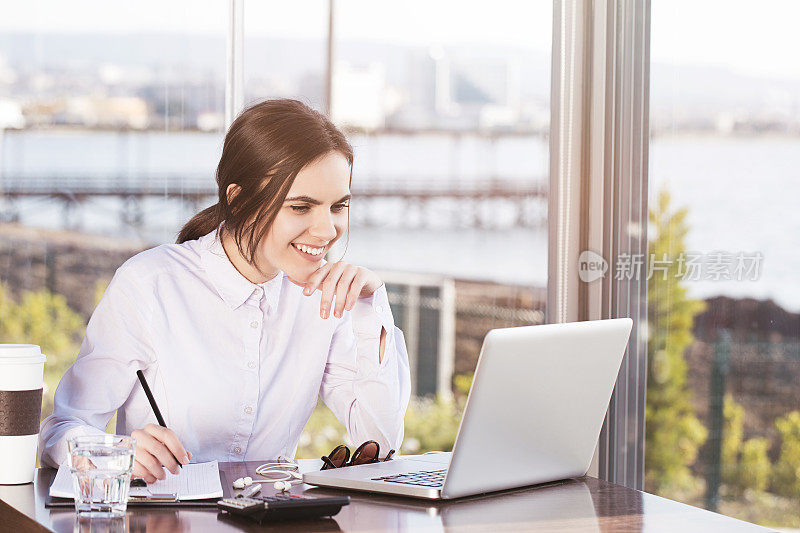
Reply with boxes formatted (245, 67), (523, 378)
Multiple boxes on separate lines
(738, 437), (771, 494)
(0, 283), (85, 419)
(772, 411), (800, 497)
(722, 395), (745, 486)
(401, 394), (464, 454)
(296, 402), (349, 459)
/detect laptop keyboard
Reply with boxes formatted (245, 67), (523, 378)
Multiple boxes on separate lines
(371, 469), (447, 488)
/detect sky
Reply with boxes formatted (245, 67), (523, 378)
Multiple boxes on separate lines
(1, 0), (799, 80)
(650, 0), (800, 80)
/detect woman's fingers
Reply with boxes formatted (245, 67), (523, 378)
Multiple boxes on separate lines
(333, 267), (358, 318)
(144, 424), (190, 466)
(303, 263), (333, 296)
(135, 436), (171, 477)
(142, 432), (182, 475)
(345, 270), (370, 311)
(132, 428), (165, 480)
(133, 444), (165, 482)
(133, 458), (159, 484)
(131, 425), (188, 479)
(319, 262), (347, 318)
(302, 262), (383, 318)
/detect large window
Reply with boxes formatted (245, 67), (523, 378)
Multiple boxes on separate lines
(0, 1), (551, 463)
(0, 0), (227, 426)
(258, 0), (552, 457)
(647, 0), (800, 527)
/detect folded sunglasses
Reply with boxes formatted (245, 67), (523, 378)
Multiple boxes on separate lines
(320, 440), (396, 470)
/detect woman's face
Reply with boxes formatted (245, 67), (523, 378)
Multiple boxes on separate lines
(258, 150), (351, 283)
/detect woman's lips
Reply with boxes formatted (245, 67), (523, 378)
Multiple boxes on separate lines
(291, 243), (325, 261)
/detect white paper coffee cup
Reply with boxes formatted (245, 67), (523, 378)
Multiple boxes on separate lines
(0, 344), (46, 484)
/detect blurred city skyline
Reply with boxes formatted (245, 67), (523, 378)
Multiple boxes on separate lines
(2, 0), (800, 80)
(1, 1), (799, 133)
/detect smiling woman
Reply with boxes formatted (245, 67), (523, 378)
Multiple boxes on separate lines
(223, 152), (351, 285)
(38, 99), (411, 483)
(176, 99), (353, 265)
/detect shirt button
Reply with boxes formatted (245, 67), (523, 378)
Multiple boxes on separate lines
(376, 305), (383, 313)
(250, 321), (259, 328)
(233, 446), (242, 455)
(244, 406), (253, 415)
(247, 361), (256, 369)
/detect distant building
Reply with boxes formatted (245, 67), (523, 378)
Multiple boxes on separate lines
(390, 47), (523, 130)
(196, 111), (225, 132)
(450, 56), (521, 129)
(62, 96), (149, 129)
(332, 62), (387, 129)
(0, 98), (25, 129)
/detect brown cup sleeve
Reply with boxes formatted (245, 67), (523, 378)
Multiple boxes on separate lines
(0, 389), (43, 436)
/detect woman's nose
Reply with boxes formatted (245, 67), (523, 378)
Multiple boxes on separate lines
(310, 211), (337, 241)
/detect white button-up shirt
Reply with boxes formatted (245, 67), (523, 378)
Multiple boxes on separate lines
(39, 229), (411, 467)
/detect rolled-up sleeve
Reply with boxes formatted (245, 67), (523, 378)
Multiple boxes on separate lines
(319, 284), (411, 455)
(38, 266), (155, 467)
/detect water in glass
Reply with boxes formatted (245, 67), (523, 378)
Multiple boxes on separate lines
(67, 435), (136, 517)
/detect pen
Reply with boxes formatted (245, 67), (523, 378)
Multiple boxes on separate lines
(136, 369), (183, 469)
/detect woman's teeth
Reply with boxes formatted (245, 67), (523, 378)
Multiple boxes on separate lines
(293, 243), (325, 256)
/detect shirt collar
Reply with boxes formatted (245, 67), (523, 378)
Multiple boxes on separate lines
(199, 228), (284, 311)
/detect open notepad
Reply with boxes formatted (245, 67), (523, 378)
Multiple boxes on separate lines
(50, 460), (223, 501)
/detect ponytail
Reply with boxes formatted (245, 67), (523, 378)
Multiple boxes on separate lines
(177, 203), (223, 244)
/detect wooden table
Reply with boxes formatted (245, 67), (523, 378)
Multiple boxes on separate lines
(0, 460), (772, 532)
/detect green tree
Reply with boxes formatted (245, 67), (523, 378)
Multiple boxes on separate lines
(0, 283), (85, 419)
(645, 190), (708, 495)
(772, 410), (800, 497)
(738, 437), (771, 494)
(722, 395), (745, 487)
(721, 395), (771, 495)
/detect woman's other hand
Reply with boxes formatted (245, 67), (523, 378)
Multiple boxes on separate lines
(131, 424), (192, 483)
(302, 261), (383, 319)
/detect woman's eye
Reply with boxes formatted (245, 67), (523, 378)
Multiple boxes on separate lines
(290, 205), (310, 213)
(331, 203), (349, 213)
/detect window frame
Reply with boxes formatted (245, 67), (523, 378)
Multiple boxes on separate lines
(226, 0), (652, 490)
(548, 0), (650, 489)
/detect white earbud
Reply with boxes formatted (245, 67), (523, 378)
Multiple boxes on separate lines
(233, 476), (254, 489)
(274, 480), (292, 492)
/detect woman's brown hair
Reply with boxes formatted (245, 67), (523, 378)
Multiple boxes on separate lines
(177, 99), (353, 264)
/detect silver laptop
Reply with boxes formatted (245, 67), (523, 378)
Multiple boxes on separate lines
(303, 318), (633, 500)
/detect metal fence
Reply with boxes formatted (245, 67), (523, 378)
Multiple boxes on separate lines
(382, 271), (545, 398)
(704, 331), (800, 510)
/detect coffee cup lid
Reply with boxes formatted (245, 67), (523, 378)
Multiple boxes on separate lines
(0, 344), (47, 364)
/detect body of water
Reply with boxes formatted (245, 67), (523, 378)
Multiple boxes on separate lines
(1, 130), (798, 311)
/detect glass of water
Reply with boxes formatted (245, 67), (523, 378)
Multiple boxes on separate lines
(67, 434), (136, 517)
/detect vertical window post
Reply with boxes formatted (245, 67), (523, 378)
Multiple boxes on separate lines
(548, 0), (651, 489)
(325, 0), (336, 117)
(226, 0), (245, 129)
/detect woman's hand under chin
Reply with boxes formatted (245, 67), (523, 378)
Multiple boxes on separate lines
(298, 261), (383, 319)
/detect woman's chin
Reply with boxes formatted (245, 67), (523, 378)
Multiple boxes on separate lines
(283, 266), (316, 286)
